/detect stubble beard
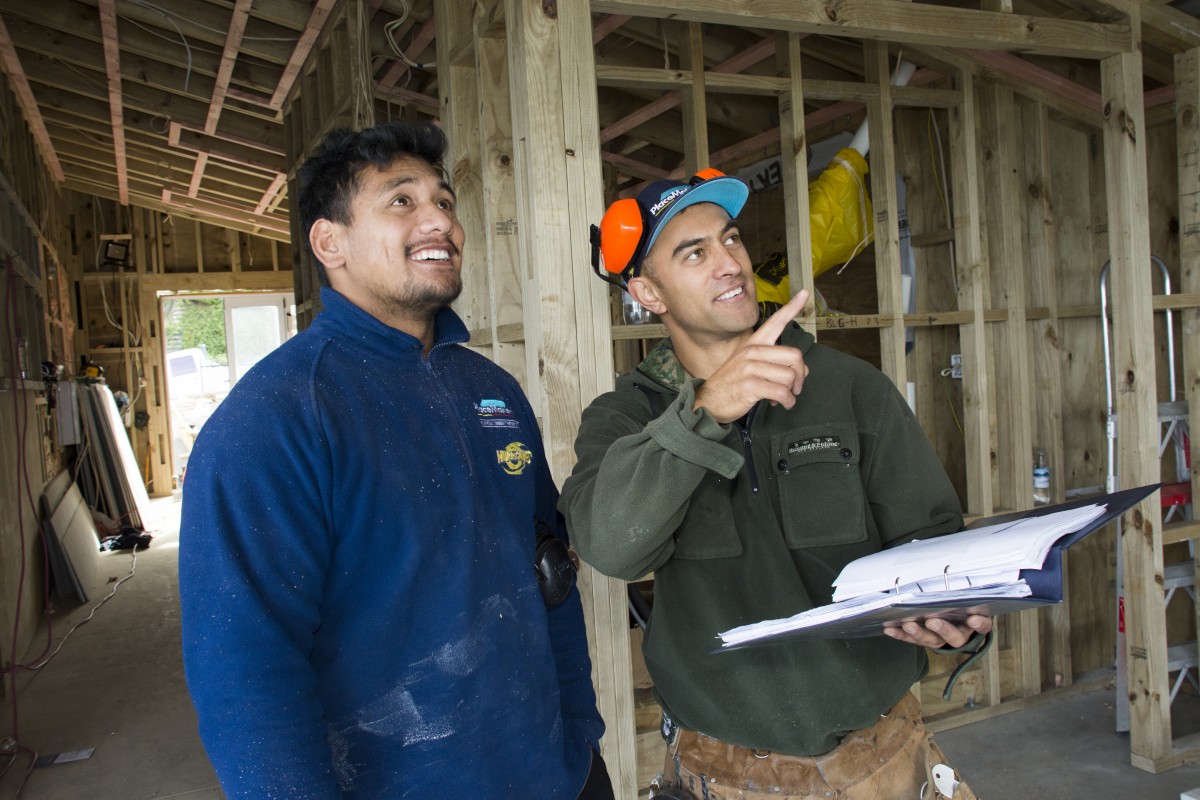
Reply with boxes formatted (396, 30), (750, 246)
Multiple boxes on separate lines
(369, 270), (463, 323)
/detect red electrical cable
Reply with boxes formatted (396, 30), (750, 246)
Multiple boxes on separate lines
(2, 255), (51, 765)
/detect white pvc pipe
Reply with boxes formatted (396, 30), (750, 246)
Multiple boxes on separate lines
(849, 58), (917, 157)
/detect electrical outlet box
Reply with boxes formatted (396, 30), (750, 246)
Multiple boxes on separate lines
(949, 354), (963, 380)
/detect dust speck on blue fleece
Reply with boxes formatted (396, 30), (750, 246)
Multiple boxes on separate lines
(179, 287), (603, 799)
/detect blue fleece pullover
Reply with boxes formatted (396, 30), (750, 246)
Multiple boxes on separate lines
(179, 288), (604, 799)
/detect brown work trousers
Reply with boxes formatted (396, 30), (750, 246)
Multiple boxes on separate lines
(652, 692), (978, 800)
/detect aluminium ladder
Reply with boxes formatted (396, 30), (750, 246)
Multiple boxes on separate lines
(1101, 256), (1195, 733)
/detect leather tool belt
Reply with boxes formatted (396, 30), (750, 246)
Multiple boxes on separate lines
(651, 692), (975, 800)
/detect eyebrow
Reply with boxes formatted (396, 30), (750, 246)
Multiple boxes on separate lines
(670, 217), (739, 260)
(379, 174), (457, 201)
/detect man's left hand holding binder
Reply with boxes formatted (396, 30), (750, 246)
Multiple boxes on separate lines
(882, 613), (993, 651)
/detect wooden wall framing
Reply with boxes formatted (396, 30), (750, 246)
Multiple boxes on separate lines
(3, 0), (1197, 793)
(281, 0), (374, 329)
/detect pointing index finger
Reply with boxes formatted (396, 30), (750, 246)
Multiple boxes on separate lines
(750, 288), (810, 345)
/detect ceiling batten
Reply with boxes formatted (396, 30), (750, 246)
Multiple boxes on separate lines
(97, 0), (127, 205)
(269, 0), (338, 111)
(0, 14), (64, 182)
(162, 188), (288, 237)
(254, 173), (287, 216)
(593, 14), (632, 44)
(206, 0), (254, 135)
(600, 36), (779, 144)
(187, 153), (209, 198)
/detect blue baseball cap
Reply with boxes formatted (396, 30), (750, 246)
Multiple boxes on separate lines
(590, 169), (750, 286)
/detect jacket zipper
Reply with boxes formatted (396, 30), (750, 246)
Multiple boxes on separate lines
(737, 406), (760, 493)
(425, 344), (475, 478)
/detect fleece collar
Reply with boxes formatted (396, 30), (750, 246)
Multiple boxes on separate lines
(316, 286), (469, 359)
(636, 338), (690, 392)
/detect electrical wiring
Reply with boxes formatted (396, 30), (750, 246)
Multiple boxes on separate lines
(125, 0), (301, 42)
(352, 3), (374, 124)
(94, 248), (149, 411)
(383, 0), (435, 71)
(1, 259), (143, 800)
(50, 55), (190, 121)
(95, 269), (140, 346)
(92, 203), (145, 350)
(941, 342), (966, 440)
(121, 13), (195, 94)
(2, 257), (50, 796)
(0, 744), (37, 798)
(926, 109), (958, 295)
(832, 153), (873, 275)
(22, 546), (141, 673)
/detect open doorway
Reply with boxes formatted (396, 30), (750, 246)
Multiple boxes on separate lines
(160, 292), (296, 487)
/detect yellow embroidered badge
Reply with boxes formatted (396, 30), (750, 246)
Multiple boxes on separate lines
(496, 442), (533, 476)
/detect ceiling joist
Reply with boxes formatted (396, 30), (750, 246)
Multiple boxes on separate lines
(591, 0), (1134, 58)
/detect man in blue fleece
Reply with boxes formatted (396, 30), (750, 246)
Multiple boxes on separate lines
(179, 121), (610, 799)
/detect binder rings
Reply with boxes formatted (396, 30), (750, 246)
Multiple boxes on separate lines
(716, 484), (1160, 650)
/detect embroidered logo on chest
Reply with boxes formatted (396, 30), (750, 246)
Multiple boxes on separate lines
(496, 442), (534, 476)
(475, 398), (520, 429)
(788, 435), (841, 455)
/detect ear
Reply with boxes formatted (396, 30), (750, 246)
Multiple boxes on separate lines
(627, 275), (667, 316)
(309, 219), (346, 272)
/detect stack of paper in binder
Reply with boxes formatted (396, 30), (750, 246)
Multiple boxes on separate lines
(717, 485), (1159, 649)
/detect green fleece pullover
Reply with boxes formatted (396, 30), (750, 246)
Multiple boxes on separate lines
(559, 323), (964, 755)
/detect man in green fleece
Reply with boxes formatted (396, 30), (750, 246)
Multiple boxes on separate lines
(561, 169), (990, 800)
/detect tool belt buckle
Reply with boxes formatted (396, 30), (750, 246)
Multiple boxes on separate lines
(660, 711), (678, 747)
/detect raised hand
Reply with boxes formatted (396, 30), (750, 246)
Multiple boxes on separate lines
(693, 289), (810, 424)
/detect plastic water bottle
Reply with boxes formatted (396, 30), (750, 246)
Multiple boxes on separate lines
(622, 291), (655, 325)
(1033, 449), (1050, 505)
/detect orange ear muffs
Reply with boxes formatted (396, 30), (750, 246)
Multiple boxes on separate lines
(590, 198), (645, 287)
(599, 198), (644, 276)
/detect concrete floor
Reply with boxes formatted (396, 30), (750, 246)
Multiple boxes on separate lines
(1, 496), (220, 800)
(4, 494), (1200, 799)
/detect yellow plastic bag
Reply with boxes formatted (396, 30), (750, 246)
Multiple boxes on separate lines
(754, 148), (874, 309)
(753, 252), (842, 320)
(810, 147), (874, 277)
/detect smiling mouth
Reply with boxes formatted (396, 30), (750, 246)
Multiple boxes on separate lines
(410, 249), (453, 263)
(715, 286), (744, 302)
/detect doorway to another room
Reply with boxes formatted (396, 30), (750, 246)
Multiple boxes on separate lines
(161, 292), (296, 488)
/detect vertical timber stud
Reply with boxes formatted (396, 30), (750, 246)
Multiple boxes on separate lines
(281, 0), (373, 330)
(680, 22), (709, 173)
(948, 70), (994, 519)
(477, 12), (529, 384)
(1021, 96), (1071, 687)
(1101, 13), (1171, 770)
(863, 42), (906, 388)
(948, 68), (1001, 705)
(505, 0), (635, 795)
(435, 1), (491, 359)
(776, 32), (816, 335)
(138, 281), (172, 496)
(978, 81), (1039, 697)
(1178, 49), (1200, 681)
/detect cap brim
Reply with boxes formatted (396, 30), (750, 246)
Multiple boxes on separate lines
(642, 177), (750, 264)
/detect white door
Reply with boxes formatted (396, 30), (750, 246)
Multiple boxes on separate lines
(223, 293), (294, 383)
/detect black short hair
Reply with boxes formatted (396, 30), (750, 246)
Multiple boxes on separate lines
(297, 121), (449, 286)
